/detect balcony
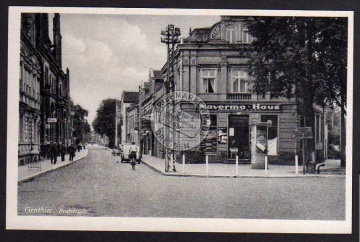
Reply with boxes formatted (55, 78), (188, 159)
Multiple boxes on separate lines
(226, 93), (252, 100)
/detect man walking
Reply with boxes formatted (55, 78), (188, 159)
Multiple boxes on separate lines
(59, 142), (66, 162)
(49, 142), (58, 164)
(68, 145), (75, 161)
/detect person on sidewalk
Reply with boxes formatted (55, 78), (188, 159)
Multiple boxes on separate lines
(59, 143), (66, 162)
(68, 145), (75, 161)
(49, 142), (58, 164)
(44, 142), (50, 159)
(129, 142), (138, 170)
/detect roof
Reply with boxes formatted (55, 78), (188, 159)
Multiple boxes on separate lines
(184, 27), (211, 43)
(153, 70), (164, 79)
(123, 91), (139, 103)
(143, 82), (150, 90)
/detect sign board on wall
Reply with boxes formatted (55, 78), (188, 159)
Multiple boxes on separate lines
(200, 104), (281, 112)
(47, 118), (57, 123)
(229, 128), (234, 136)
(293, 127), (313, 139)
(217, 127), (227, 144)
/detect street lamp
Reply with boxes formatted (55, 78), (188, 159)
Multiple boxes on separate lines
(70, 110), (75, 145)
(161, 24), (181, 172)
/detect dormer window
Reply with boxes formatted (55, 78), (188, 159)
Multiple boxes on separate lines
(225, 24), (236, 44)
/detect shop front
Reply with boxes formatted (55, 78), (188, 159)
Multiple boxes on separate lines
(186, 102), (297, 164)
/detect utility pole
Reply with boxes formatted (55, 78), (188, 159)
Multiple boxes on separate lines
(115, 100), (118, 149)
(161, 24), (181, 172)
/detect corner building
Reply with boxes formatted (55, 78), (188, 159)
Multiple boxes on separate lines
(19, 13), (71, 165)
(171, 16), (325, 164)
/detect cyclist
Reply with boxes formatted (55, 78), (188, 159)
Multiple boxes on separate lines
(129, 142), (138, 170)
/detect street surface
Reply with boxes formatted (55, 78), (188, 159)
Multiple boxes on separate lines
(18, 146), (345, 220)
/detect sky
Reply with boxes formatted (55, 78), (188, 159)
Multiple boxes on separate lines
(53, 14), (220, 126)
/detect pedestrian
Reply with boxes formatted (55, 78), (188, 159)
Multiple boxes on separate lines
(128, 142), (138, 170)
(59, 142), (66, 162)
(77, 144), (82, 152)
(49, 142), (58, 164)
(68, 145), (75, 161)
(44, 142), (50, 159)
(82, 143), (86, 150)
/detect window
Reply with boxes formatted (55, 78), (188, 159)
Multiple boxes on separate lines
(315, 114), (322, 143)
(231, 69), (249, 93)
(45, 67), (49, 88)
(226, 24), (236, 44)
(261, 115), (278, 155)
(241, 26), (253, 44)
(261, 115), (278, 140)
(201, 69), (217, 93)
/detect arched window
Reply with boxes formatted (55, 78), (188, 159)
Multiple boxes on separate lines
(225, 24), (236, 44)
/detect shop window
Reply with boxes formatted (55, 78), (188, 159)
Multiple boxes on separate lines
(231, 69), (249, 93)
(261, 115), (278, 139)
(201, 69), (217, 93)
(225, 24), (236, 44)
(261, 115), (278, 155)
(200, 114), (217, 154)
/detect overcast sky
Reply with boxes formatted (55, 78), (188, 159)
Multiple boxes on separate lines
(54, 14), (220, 126)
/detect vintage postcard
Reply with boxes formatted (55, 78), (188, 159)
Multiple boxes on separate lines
(7, 7), (353, 233)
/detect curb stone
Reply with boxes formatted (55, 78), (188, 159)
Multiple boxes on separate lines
(141, 158), (345, 179)
(18, 149), (89, 184)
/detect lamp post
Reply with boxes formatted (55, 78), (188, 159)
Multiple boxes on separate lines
(70, 110), (75, 145)
(161, 24), (181, 172)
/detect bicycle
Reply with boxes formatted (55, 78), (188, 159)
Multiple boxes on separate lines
(130, 151), (136, 170)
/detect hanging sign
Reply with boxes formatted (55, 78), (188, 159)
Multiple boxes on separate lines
(47, 118), (57, 123)
(293, 127), (313, 139)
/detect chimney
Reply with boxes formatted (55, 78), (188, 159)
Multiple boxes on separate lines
(53, 13), (62, 68)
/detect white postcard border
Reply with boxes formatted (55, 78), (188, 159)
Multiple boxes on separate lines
(7, 7), (354, 233)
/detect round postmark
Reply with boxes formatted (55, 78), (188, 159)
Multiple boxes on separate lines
(151, 91), (210, 151)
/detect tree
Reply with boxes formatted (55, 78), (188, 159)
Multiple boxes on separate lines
(244, 17), (347, 171)
(70, 100), (91, 144)
(92, 99), (118, 148)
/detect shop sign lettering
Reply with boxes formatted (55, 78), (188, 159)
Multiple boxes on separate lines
(200, 104), (281, 111)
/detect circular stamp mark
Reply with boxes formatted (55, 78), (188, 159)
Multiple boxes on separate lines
(151, 91), (210, 151)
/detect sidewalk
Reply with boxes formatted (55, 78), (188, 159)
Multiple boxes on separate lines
(141, 155), (345, 178)
(18, 148), (89, 183)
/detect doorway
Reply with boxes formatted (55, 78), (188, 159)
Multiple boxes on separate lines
(228, 115), (250, 161)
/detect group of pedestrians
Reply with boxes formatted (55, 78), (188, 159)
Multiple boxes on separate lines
(47, 142), (78, 164)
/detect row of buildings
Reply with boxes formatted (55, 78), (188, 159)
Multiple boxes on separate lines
(117, 16), (328, 165)
(19, 13), (72, 165)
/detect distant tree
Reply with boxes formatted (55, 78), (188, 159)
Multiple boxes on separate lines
(92, 99), (118, 148)
(244, 17), (347, 170)
(70, 100), (91, 144)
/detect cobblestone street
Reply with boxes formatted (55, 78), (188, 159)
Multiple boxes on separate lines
(18, 146), (346, 220)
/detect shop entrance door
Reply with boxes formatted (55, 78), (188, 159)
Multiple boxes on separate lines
(228, 115), (250, 161)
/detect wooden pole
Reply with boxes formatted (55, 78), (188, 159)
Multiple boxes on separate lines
(236, 155), (239, 176)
